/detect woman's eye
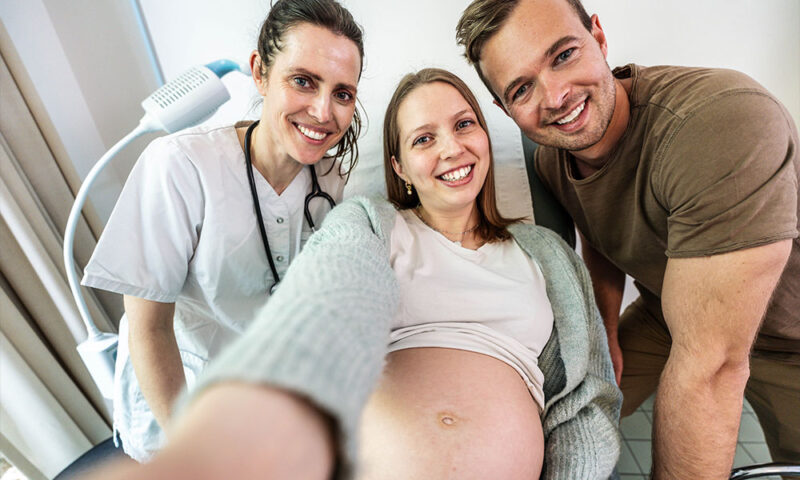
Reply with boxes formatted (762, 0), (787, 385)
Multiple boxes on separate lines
(557, 48), (575, 63)
(335, 90), (353, 102)
(457, 119), (475, 129)
(412, 135), (431, 146)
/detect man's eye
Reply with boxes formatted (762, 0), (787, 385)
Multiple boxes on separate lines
(512, 84), (529, 102)
(412, 135), (431, 146)
(293, 77), (310, 87)
(557, 48), (575, 63)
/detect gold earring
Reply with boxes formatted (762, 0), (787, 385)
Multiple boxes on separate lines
(406, 182), (413, 195)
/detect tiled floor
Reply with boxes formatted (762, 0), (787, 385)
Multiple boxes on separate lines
(618, 395), (779, 479)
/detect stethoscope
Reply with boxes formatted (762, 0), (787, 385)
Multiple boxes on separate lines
(244, 120), (336, 294)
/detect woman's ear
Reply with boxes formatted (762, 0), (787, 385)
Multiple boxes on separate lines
(250, 51), (268, 96)
(390, 155), (406, 182)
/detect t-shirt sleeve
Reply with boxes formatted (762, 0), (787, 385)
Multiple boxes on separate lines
(81, 137), (205, 302)
(655, 91), (799, 257)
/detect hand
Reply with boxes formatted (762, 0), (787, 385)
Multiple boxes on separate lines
(607, 332), (623, 385)
(82, 383), (336, 480)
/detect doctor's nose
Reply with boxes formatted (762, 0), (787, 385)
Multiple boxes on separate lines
(308, 94), (332, 124)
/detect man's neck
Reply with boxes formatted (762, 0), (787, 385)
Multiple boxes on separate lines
(571, 77), (633, 177)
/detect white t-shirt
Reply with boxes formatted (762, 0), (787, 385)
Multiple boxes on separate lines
(82, 123), (345, 460)
(389, 209), (554, 410)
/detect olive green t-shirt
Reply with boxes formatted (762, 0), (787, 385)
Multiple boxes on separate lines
(535, 64), (800, 363)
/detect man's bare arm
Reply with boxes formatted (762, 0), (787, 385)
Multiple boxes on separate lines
(580, 233), (626, 384)
(653, 239), (791, 479)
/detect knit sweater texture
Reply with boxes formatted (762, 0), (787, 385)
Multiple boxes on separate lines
(180, 196), (622, 479)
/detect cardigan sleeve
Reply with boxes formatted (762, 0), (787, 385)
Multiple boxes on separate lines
(529, 227), (622, 480)
(175, 197), (399, 478)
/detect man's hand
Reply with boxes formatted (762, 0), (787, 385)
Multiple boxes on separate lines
(606, 330), (624, 385)
(653, 239), (791, 480)
(580, 234), (626, 385)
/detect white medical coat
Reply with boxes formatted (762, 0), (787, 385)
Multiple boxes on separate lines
(82, 124), (345, 461)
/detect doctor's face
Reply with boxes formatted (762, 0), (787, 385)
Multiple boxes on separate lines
(256, 22), (360, 165)
(479, 0), (616, 153)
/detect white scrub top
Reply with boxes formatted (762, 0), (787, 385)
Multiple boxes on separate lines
(82, 123), (345, 461)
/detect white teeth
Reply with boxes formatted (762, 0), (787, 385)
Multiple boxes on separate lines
(297, 124), (326, 140)
(556, 101), (585, 125)
(440, 165), (472, 182)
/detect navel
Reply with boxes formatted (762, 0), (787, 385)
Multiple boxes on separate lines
(438, 412), (458, 426)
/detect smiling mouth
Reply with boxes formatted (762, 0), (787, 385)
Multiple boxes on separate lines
(437, 164), (473, 182)
(554, 100), (586, 125)
(295, 123), (329, 141)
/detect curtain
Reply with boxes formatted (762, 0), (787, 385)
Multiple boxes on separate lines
(0, 23), (123, 479)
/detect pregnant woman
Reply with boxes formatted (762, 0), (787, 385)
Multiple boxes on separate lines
(355, 67), (620, 479)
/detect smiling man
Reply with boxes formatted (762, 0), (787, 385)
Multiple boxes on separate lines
(457, 0), (800, 478)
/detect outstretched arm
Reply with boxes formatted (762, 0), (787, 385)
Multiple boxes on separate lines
(86, 197), (399, 480)
(85, 383), (335, 480)
(653, 239), (791, 479)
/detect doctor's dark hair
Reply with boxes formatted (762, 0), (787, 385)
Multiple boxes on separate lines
(258, 0), (365, 177)
(456, 0), (592, 104)
(383, 68), (521, 243)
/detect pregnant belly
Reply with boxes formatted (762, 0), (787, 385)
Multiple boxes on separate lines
(357, 347), (544, 480)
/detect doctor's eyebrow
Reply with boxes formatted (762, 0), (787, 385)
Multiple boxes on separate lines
(289, 67), (357, 93)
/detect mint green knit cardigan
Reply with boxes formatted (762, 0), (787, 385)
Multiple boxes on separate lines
(182, 196), (622, 479)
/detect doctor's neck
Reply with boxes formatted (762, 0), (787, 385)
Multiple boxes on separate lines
(248, 122), (306, 196)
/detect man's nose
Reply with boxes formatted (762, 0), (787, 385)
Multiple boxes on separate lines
(538, 72), (570, 110)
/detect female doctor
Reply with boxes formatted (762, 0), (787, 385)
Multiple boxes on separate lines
(81, 0), (365, 462)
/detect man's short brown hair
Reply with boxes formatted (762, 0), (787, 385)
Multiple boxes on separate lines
(456, 0), (593, 103)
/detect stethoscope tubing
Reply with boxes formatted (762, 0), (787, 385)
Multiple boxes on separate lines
(244, 120), (336, 294)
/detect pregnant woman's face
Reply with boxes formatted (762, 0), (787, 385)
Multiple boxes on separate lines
(392, 81), (490, 215)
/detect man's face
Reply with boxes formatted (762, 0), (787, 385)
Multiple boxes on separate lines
(480, 0), (617, 153)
